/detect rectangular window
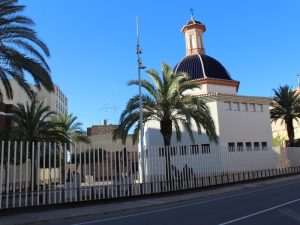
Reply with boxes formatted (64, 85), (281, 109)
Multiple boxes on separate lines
(180, 146), (187, 155)
(168, 146), (176, 156)
(224, 102), (231, 111)
(249, 103), (256, 112)
(190, 35), (195, 49)
(197, 35), (202, 48)
(159, 147), (165, 157)
(257, 104), (263, 112)
(201, 144), (210, 154)
(246, 142), (252, 151)
(190, 145), (199, 154)
(241, 103), (248, 112)
(237, 142), (244, 151)
(254, 142), (260, 150)
(231, 102), (240, 111)
(228, 143), (235, 152)
(262, 142), (268, 150)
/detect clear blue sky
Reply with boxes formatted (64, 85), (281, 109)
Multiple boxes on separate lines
(22, 0), (300, 130)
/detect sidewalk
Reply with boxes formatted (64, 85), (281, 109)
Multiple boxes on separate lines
(1, 174), (300, 225)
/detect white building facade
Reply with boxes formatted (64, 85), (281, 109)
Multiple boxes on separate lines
(140, 17), (277, 181)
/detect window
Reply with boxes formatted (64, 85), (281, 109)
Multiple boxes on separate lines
(190, 145), (199, 154)
(249, 103), (256, 112)
(180, 146), (187, 155)
(254, 142), (260, 150)
(159, 147), (165, 157)
(262, 142), (268, 150)
(225, 102), (231, 111)
(257, 104), (263, 112)
(237, 142), (244, 151)
(231, 102), (240, 111)
(170, 146), (177, 156)
(197, 35), (202, 48)
(190, 35), (195, 49)
(201, 144), (210, 154)
(228, 143), (235, 152)
(241, 103), (248, 112)
(246, 142), (252, 151)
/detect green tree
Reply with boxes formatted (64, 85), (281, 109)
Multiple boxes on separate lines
(9, 102), (68, 143)
(270, 85), (300, 147)
(113, 63), (218, 146)
(0, 0), (53, 101)
(51, 113), (90, 144)
(8, 101), (69, 189)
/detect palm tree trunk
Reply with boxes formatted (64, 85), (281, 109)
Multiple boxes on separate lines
(286, 120), (295, 147)
(161, 119), (172, 190)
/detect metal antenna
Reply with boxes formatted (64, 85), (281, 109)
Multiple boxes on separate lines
(136, 16), (145, 184)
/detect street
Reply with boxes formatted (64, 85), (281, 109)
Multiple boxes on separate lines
(42, 177), (300, 225)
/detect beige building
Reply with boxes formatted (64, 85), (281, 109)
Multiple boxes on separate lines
(0, 79), (36, 106)
(37, 84), (68, 115)
(271, 120), (300, 147)
(0, 79), (68, 115)
(87, 120), (136, 152)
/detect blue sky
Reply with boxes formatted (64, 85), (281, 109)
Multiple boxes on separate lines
(22, 0), (300, 129)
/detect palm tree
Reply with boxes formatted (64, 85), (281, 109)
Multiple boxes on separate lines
(0, 0), (53, 101)
(9, 101), (68, 143)
(113, 63), (218, 146)
(51, 113), (90, 178)
(113, 63), (218, 186)
(270, 85), (300, 147)
(51, 113), (90, 144)
(9, 101), (68, 189)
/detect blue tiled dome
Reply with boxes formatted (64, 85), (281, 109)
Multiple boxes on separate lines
(174, 54), (232, 81)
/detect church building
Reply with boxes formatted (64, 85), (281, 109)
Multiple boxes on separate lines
(141, 16), (277, 179)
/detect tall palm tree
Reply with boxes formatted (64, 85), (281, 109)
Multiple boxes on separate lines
(0, 0), (53, 101)
(9, 101), (68, 143)
(113, 63), (218, 146)
(51, 113), (90, 144)
(270, 85), (300, 147)
(9, 101), (68, 190)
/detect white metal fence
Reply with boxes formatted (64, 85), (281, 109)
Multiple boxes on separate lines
(0, 141), (300, 209)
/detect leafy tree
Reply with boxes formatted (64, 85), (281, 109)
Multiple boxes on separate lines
(270, 85), (300, 147)
(9, 102), (68, 143)
(51, 113), (90, 144)
(8, 101), (68, 189)
(113, 63), (218, 146)
(113, 63), (218, 186)
(0, 0), (53, 101)
(273, 133), (286, 147)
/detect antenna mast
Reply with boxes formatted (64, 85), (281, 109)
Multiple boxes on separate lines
(136, 16), (145, 184)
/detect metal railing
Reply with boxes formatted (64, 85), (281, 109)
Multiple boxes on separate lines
(0, 141), (299, 209)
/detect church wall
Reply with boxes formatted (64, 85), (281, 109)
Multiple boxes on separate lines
(206, 84), (237, 95)
(216, 101), (277, 170)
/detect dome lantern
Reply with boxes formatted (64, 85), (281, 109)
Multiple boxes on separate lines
(181, 13), (206, 56)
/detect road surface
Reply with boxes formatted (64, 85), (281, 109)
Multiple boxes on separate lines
(44, 177), (300, 225)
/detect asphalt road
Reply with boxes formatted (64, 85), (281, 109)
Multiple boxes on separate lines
(46, 178), (300, 225)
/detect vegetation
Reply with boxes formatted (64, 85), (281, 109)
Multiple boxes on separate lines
(272, 133), (286, 147)
(270, 85), (300, 147)
(9, 101), (68, 143)
(113, 63), (218, 146)
(0, 0), (53, 101)
(51, 113), (90, 144)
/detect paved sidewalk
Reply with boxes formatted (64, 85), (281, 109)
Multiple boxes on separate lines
(1, 174), (300, 225)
